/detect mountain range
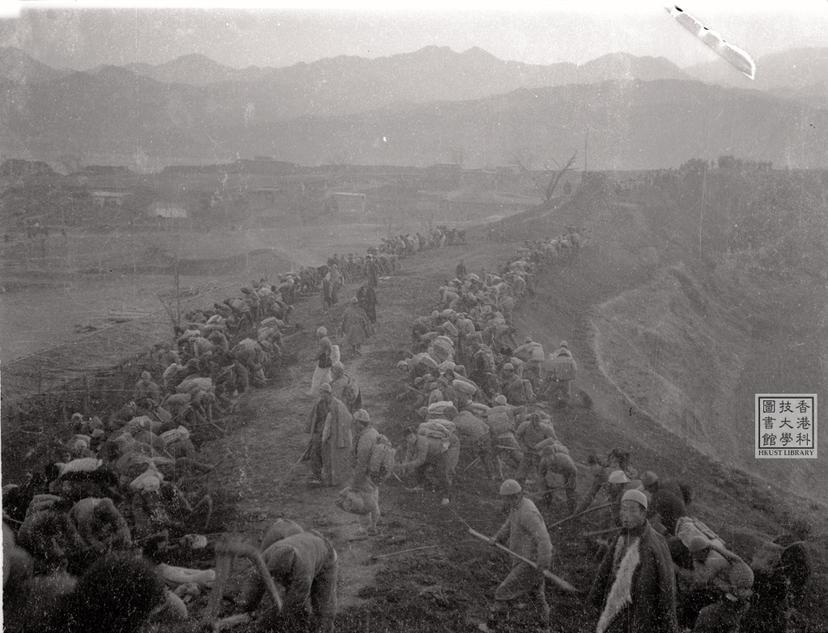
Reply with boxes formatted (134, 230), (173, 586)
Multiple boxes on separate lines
(1, 45), (826, 169)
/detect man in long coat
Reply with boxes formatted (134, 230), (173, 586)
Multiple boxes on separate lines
(340, 297), (372, 357)
(305, 384), (332, 483)
(589, 489), (678, 633)
(330, 362), (362, 413)
(356, 284), (378, 324)
(365, 254), (379, 288)
(321, 390), (353, 487)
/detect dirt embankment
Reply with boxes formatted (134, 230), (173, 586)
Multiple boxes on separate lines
(593, 262), (828, 505)
(5, 201), (827, 631)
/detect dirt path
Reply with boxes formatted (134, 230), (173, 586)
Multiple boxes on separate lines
(198, 241), (520, 611)
(196, 223), (828, 631)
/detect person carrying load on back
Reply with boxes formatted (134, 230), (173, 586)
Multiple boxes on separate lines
(394, 418), (460, 507)
(486, 395), (523, 478)
(513, 337), (545, 391)
(677, 537), (754, 633)
(341, 409), (394, 534)
(541, 340), (577, 406)
(536, 439), (578, 515)
(514, 412), (558, 488)
(500, 363), (535, 407)
(452, 402), (498, 481)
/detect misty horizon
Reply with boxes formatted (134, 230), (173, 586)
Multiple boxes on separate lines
(2, 7), (827, 72)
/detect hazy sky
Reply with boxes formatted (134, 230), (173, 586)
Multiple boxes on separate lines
(0, 1), (826, 70)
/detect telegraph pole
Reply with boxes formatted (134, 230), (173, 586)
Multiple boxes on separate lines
(698, 164), (707, 259)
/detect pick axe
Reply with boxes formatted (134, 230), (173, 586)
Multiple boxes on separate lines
(468, 528), (580, 594)
(203, 535), (283, 630)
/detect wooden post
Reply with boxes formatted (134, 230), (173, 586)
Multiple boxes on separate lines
(175, 255), (181, 331)
(83, 374), (90, 412)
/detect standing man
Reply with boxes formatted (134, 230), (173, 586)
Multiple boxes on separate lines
(487, 479), (552, 630)
(340, 297), (372, 357)
(330, 362), (362, 413)
(321, 268), (333, 312)
(349, 409), (382, 534)
(329, 263), (343, 305)
(304, 384), (332, 484)
(588, 489), (678, 633)
(365, 253), (379, 288)
(356, 284), (378, 325)
(322, 387), (353, 487)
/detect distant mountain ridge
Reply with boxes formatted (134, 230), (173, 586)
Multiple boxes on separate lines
(2, 73), (826, 170)
(686, 47), (828, 107)
(2, 45), (827, 169)
(0, 47), (70, 84)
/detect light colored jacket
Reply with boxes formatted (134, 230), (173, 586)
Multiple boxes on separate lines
(263, 531), (336, 607)
(494, 497), (552, 569)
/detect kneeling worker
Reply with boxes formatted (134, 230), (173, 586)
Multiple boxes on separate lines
(487, 479), (552, 630)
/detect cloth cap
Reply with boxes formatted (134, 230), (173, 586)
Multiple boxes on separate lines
(560, 340), (568, 348)
(688, 536), (711, 553)
(353, 409), (370, 423)
(319, 383), (332, 394)
(396, 360), (408, 370)
(351, 296), (358, 303)
(316, 326), (327, 337)
(641, 471), (659, 488)
(621, 489), (649, 510)
(608, 470), (630, 485)
(524, 336), (533, 343)
(141, 371), (151, 381)
(502, 363), (514, 371)
(499, 479), (522, 496)
(494, 395), (507, 405)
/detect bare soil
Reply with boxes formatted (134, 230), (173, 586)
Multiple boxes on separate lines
(192, 208), (828, 632)
(5, 198), (828, 631)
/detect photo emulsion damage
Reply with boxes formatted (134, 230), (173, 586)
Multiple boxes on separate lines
(0, 4), (826, 633)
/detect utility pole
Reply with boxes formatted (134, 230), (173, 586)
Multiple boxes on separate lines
(584, 130), (589, 174)
(174, 252), (181, 331)
(698, 164), (707, 259)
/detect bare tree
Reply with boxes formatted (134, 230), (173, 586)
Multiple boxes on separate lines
(514, 151), (577, 208)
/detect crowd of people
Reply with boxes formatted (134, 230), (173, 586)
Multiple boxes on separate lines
(381, 231), (809, 633)
(0, 226), (463, 633)
(2, 219), (813, 633)
(378, 225), (466, 257)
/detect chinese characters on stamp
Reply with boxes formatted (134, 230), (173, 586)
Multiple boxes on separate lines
(756, 395), (817, 458)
